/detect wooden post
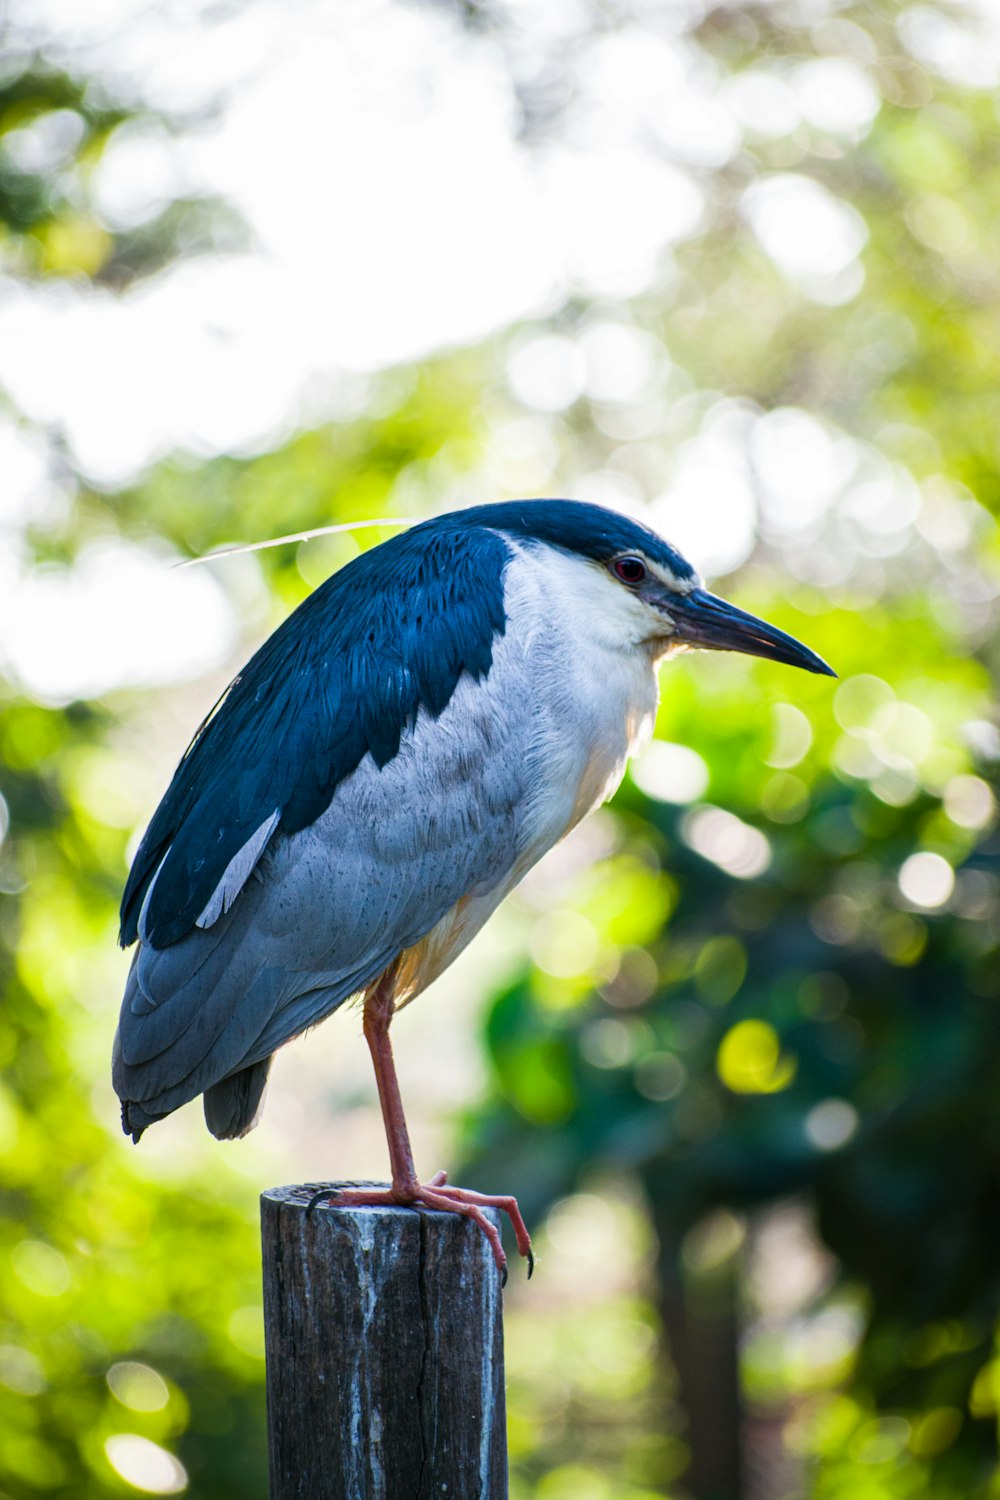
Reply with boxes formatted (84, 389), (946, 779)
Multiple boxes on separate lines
(261, 1184), (507, 1500)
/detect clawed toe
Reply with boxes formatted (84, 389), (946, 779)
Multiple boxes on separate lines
(305, 1184), (338, 1218)
(413, 1180), (533, 1281)
(310, 1176), (533, 1283)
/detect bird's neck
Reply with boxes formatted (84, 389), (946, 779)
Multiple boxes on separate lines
(502, 542), (660, 825)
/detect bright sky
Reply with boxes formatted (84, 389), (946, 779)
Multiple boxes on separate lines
(1, 0), (991, 701)
(1, 0), (711, 485)
(0, 0), (893, 489)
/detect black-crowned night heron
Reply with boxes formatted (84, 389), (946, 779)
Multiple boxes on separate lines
(113, 500), (833, 1279)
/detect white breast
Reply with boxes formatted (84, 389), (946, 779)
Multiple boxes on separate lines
(500, 540), (660, 865)
(391, 540), (662, 1003)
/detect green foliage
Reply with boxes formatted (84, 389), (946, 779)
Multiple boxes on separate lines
(0, 691), (269, 1498)
(0, 51), (232, 288)
(466, 645), (1000, 1493)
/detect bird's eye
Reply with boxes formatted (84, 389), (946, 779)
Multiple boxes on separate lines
(613, 556), (647, 585)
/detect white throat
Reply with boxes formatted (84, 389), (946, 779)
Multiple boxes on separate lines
(499, 539), (662, 850)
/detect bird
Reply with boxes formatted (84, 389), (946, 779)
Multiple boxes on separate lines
(113, 499), (834, 1279)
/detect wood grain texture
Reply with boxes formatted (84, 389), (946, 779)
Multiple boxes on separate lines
(261, 1184), (507, 1500)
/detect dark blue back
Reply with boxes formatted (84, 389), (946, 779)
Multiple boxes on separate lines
(121, 518), (509, 948)
(120, 498), (690, 950)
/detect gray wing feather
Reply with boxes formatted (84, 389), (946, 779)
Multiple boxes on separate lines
(195, 809), (280, 929)
(113, 660), (535, 1130)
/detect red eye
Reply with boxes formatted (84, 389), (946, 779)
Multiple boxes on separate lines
(613, 556), (647, 585)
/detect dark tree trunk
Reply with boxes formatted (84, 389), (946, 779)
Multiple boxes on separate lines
(654, 1210), (744, 1500)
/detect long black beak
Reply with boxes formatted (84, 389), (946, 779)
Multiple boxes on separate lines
(662, 588), (836, 677)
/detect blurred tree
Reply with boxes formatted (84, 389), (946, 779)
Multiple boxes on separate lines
(0, 47), (238, 287)
(0, 30), (273, 1500)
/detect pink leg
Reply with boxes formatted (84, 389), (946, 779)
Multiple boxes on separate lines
(310, 967), (533, 1282)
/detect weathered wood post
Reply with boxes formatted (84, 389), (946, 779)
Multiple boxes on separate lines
(261, 1184), (507, 1500)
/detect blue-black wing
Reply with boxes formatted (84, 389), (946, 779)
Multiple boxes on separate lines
(120, 522), (508, 948)
(112, 636), (537, 1136)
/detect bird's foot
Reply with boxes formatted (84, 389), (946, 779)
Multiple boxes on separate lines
(307, 1171), (533, 1285)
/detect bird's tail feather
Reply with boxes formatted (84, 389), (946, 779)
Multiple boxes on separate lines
(202, 1057), (273, 1139)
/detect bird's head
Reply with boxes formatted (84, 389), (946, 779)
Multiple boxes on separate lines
(456, 499), (835, 678)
